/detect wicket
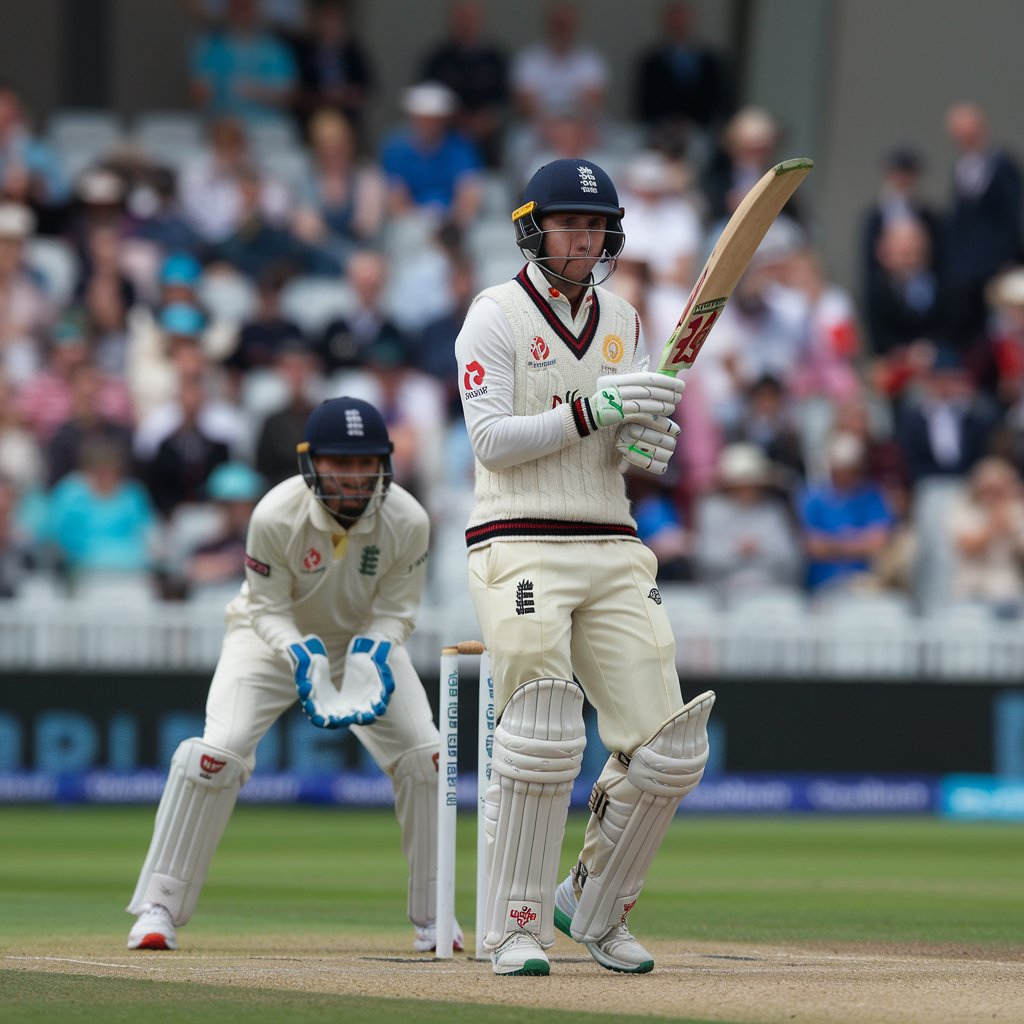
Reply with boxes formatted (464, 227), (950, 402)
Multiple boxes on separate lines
(436, 641), (494, 960)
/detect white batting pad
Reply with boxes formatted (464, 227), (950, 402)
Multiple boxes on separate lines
(483, 678), (586, 951)
(570, 690), (714, 943)
(392, 743), (439, 928)
(127, 737), (247, 925)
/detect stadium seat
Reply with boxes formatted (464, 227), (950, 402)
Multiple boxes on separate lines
(46, 108), (124, 180)
(197, 271), (258, 323)
(279, 275), (354, 335)
(132, 110), (205, 171)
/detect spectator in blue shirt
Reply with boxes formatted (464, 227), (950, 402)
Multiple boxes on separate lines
(43, 436), (161, 579)
(379, 81), (483, 230)
(798, 431), (894, 594)
(189, 0), (298, 125)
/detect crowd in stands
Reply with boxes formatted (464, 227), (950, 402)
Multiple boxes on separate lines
(2, 0), (1024, 626)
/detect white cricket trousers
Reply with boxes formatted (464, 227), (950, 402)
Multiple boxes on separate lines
(467, 538), (684, 756)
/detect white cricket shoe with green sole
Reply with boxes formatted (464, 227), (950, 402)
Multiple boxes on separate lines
(554, 875), (654, 974)
(490, 932), (550, 976)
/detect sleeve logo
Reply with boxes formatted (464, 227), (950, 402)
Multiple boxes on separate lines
(463, 360), (487, 397)
(245, 553), (270, 576)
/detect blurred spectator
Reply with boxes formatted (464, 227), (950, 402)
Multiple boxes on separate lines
(865, 217), (949, 407)
(977, 266), (1024, 407)
(317, 248), (410, 373)
(0, 201), (56, 383)
(894, 345), (999, 486)
(204, 162), (340, 279)
(0, 367), (43, 491)
(63, 168), (133, 261)
(414, 252), (475, 421)
(693, 442), (803, 605)
(74, 221), (137, 373)
(223, 262), (307, 376)
(254, 343), (322, 484)
(289, 0), (375, 137)
(179, 115), (290, 245)
(126, 165), (201, 259)
(943, 101), (1024, 348)
(188, 0), (298, 126)
(627, 471), (691, 581)
(692, 256), (808, 433)
(179, 460), (265, 598)
(379, 81), (483, 230)
(725, 372), (805, 485)
(291, 107), (387, 266)
(702, 105), (784, 224)
(40, 436), (161, 583)
(947, 455), (1024, 617)
(860, 146), (942, 299)
(0, 82), (69, 231)
(784, 246), (862, 402)
(0, 473), (32, 597)
(633, 1), (734, 162)
(798, 431), (895, 596)
(16, 313), (133, 446)
(132, 326), (245, 465)
(123, 252), (236, 410)
(340, 329), (446, 510)
(616, 149), (703, 290)
(419, 0), (509, 168)
(509, 3), (608, 142)
(139, 371), (232, 518)
(46, 360), (135, 486)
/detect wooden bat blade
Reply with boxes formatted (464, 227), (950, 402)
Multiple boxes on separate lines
(656, 157), (814, 376)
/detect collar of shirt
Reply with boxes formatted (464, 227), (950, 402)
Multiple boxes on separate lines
(525, 260), (594, 330)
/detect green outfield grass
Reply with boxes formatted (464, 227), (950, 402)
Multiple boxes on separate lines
(2, 807), (1023, 1022)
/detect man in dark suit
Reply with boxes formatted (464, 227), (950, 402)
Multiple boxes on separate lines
(943, 102), (1024, 348)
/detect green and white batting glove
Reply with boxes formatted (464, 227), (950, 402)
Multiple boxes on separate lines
(615, 414), (681, 476)
(571, 372), (686, 436)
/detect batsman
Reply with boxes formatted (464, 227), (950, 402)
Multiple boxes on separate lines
(455, 158), (714, 976)
(126, 396), (462, 954)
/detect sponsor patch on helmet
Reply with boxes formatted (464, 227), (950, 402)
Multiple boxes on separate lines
(511, 200), (536, 223)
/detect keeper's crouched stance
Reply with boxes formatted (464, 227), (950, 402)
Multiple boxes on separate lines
(456, 158), (713, 975)
(126, 397), (462, 954)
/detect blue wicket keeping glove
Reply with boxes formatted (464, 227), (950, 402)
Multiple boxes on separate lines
(288, 634), (376, 729)
(339, 635), (396, 720)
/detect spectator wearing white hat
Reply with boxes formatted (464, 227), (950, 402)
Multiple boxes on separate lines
(379, 81), (483, 229)
(693, 442), (803, 606)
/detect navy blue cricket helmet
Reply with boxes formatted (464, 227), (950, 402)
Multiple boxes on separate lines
(512, 158), (626, 262)
(297, 397), (394, 522)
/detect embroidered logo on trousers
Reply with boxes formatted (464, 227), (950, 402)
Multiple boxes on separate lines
(648, 587), (662, 605)
(515, 579), (535, 615)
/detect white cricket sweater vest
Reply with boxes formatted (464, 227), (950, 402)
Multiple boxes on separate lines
(467, 271), (641, 548)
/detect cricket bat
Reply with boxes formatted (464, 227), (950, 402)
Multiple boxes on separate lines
(656, 157), (814, 376)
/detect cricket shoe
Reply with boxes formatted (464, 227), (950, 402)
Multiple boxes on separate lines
(490, 932), (550, 976)
(127, 903), (178, 950)
(413, 920), (465, 953)
(554, 874), (654, 974)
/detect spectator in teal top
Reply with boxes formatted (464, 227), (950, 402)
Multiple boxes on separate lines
(44, 436), (160, 577)
(189, 0), (298, 125)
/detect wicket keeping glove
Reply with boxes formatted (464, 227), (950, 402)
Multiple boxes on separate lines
(577, 372), (686, 435)
(338, 635), (396, 721)
(615, 414), (681, 476)
(288, 634), (392, 729)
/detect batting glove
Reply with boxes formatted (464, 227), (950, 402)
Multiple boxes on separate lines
(615, 415), (681, 476)
(573, 372), (686, 436)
